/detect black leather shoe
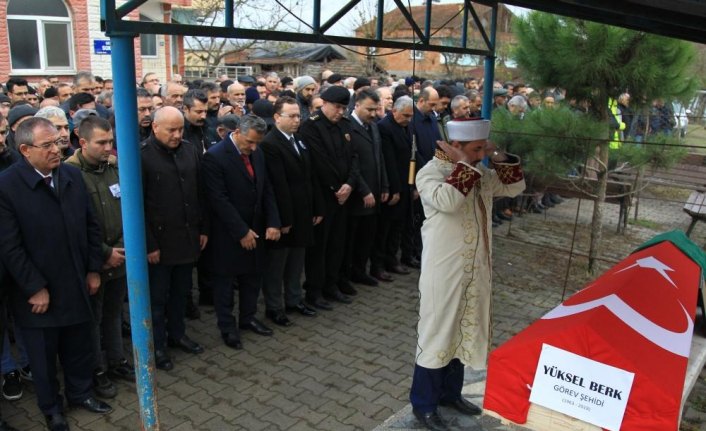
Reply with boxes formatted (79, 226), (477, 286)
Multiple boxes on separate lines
(439, 397), (482, 416)
(412, 409), (448, 431)
(338, 281), (358, 296)
(306, 298), (333, 311)
(93, 370), (117, 399)
(70, 397), (112, 414)
(108, 359), (135, 382)
(350, 273), (378, 286)
(221, 332), (243, 350)
(239, 318), (274, 336)
(323, 291), (352, 304)
(285, 302), (317, 316)
(0, 420), (18, 431)
(266, 310), (293, 327)
(386, 264), (410, 275)
(167, 336), (204, 354)
(370, 270), (394, 283)
(401, 257), (421, 269)
(154, 350), (173, 371)
(44, 413), (69, 431)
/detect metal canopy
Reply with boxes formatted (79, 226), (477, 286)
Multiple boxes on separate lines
(102, 0), (496, 56)
(500, 0), (706, 44)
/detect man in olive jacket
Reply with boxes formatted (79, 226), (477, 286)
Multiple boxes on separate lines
(66, 116), (134, 397)
(141, 107), (209, 371)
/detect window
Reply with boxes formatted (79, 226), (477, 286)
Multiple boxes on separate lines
(139, 15), (158, 57)
(410, 50), (424, 60)
(7, 0), (74, 73)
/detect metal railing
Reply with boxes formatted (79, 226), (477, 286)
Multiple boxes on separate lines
(183, 65), (254, 79)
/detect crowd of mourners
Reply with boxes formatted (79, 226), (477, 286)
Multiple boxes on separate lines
(0, 69), (684, 431)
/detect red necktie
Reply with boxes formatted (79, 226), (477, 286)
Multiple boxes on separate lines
(241, 154), (254, 178)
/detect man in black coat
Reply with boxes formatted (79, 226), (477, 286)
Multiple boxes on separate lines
(260, 97), (322, 327)
(141, 107), (209, 371)
(201, 115), (281, 349)
(0, 118), (111, 430)
(182, 89), (209, 155)
(341, 89), (390, 288)
(373, 95), (415, 277)
(299, 86), (361, 309)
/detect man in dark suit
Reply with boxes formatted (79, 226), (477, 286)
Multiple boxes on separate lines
(260, 97), (322, 327)
(142, 107), (209, 371)
(341, 89), (390, 288)
(373, 95), (415, 277)
(0, 117), (111, 431)
(201, 115), (281, 350)
(299, 86), (360, 309)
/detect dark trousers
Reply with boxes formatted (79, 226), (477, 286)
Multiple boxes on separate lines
(262, 247), (305, 312)
(342, 214), (378, 280)
(402, 198), (424, 261)
(197, 256), (213, 304)
(90, 276), (127, 370)
(372, 211), (406, 272)
(304, 202), (348, 300)
(409, 359), (464, 414)
(212, 273), (261, 335)
(148, 263), (192, 350)
(21, 323), (94, 415)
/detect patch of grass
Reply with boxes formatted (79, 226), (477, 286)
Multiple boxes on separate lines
(643, 184), (692, 201)
(627, 218), (662, 230)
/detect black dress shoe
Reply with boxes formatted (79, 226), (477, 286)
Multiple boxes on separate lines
(108, 359), (135, 382)
(285, 302), (317, 316)
(93, 370), (117, 399)
(306, 297), (333, 311)
(154, 349), (173, 371)
(350, 273), (378, 286)
(439, 397), (482, 416)
(70, 397), (112, 414)
(266, 310), (293, 327)
(401, 257), (421, 269)
(221, 332), (243, 350)
(239, 318), (274, 336)
(370, 270), (394, 283)
(167, 335), (204, 354)
(323, 291), (352, 304)
(338, 281), (358, 296)
(0, 420), (18, 431)
(44, 413), (69, 431)
(386, 264), (410, 275)
(412, 409), (448, 431)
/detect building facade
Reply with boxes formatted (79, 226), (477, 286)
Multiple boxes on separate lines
(0, 0), (188, 85)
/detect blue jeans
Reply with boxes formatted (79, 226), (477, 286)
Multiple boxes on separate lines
(1, 327), (29, 374)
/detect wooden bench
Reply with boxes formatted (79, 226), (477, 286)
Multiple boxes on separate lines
(544, 177), (634, 233)
(684, 190), (706, 237)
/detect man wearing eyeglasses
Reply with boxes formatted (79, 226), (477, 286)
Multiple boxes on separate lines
(260, 97), (322, 327)
(0, 117), (112, 430)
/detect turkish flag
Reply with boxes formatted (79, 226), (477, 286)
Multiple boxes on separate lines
(484, 240), (701, 430)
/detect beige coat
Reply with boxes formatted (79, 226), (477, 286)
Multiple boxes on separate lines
(414, 152), (525, 369)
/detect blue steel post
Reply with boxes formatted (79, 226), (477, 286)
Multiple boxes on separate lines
(424, 0), (432, 42)
(376, 0), (384, 40)
(481, 5), (497, 120)
(110, 36), (160, 430)
(313, 0), (321, 32)
(225, 0), (233, 27)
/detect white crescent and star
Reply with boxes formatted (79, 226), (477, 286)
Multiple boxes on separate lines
(542, 256), (693, 358)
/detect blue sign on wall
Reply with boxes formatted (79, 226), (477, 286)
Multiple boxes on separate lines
(94, 40), (111, 55)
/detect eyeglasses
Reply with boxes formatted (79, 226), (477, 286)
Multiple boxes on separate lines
(279, 114), (301, 119)
(25, 139), (62, 150)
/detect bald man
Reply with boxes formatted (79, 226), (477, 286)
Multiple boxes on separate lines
(141, 107), (209, 371)
(227, 82), (247, 117)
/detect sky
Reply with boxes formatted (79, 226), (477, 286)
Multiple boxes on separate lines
(289, 0), (529, 36)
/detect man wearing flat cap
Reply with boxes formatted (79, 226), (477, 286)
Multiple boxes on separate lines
(299, 85), (360, 310)
(409, 118), (525, 430)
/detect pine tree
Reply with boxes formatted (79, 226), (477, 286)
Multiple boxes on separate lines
(512, 12), (697, 271)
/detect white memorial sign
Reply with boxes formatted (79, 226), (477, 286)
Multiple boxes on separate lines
(529, 344), (635, 431)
